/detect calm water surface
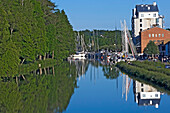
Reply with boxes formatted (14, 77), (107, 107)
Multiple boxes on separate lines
(0, 60), (170, 113)
(63, 60), (170, 113)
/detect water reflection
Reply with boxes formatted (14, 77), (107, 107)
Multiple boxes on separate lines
(0, 60), (170, 113)
(119, 71), (163, 109)
(0, 62), (77, 113)
(120, 73), (132, 101)
(133, 80), (161, 108)
(66, 60), (169, 112)
(69, 60), (89, 80)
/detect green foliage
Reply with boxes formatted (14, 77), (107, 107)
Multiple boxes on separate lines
(79, 30), (122, 52)
(166, 28), (170, 31)
(131, 61), (170, 76)
(0, 82), (22, 113)
(55, 10), (75, 60)
(102, 65), (119, 79)
(0, 0), (75, 76)
(143, 41), (159, 55)
(18, 59), (57, 75)
(0, 62), (77, 113)
(0, 8), (20, 77)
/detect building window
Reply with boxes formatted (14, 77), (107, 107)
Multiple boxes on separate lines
(141, 14), (144, 17)
(155, 94), (158, 97)
(162, 34), (164, 37)
(155, 34), (157, 37)
(142, 94), (146, 97)
(140, 29), (142, 32)
(141, 88), (144, 92)
(149, 34), (151, 37)
(152, 34), (154, 37)
(153, 13), (156, 17)
(140, 24), (142, 27)
(159, 34), (161, 37)
(156, 18), (159, 24)
(140, 19), (142, 22)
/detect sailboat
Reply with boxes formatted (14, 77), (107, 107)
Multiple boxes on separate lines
(71, 32), (86, 60)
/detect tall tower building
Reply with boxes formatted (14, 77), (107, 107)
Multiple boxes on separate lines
(132, 2), (164, 45)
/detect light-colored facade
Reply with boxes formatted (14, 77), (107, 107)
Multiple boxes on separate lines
(132, 2), (164, 45)
(133, 81), (161, 108)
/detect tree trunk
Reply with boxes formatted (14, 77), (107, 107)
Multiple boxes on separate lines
(39, 55), (42, 60)
(21, 59), (25, 65)
(52, 66), (55, 76)
(52, 50), (54, 59)
(34, 70), (36, 75)
(39, 68), (42, 75)
(44, 53), (46, 60)
(47, 67), (50, 74)
(47, 53), (49, 58)
(44, 68), (47, 75)
(21, 0), (24, 6)
(10, 28), (13, 38)
(16, 76), (18, 86)
(21, 75), (26, 80)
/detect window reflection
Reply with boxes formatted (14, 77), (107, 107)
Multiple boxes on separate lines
(133, 80), (162, 108)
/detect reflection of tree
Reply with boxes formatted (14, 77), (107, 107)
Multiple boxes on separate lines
(0, 62), (77, 113)
(0, 82), (22, 113)
(102, 65), (119, 80)
(70, 60), (89, 77)
(90, 60), (119, 80)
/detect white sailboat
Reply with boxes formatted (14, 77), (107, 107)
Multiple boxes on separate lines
(70, 32), (87, 60)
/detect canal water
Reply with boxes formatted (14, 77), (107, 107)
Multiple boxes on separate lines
(0, 60), (170, 113)
(64, 60), (170, 113)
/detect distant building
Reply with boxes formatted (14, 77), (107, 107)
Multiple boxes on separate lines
(165, 41), (170, 56)
(132, 2), (164, 46)
(140, 27), (170, 53)
(159, 41), (170, 56)
(133, 81), (161, 108)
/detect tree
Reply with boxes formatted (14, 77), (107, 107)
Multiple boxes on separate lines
(0, 0), (76, 76)
(166, 28), (170, 31)
(143, 41), (159, 56)
(0, 8), (20, 77)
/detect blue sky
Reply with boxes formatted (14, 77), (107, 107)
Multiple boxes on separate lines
(51, 0), (170, 31)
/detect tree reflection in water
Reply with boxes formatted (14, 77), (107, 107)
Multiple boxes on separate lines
(0, 62), (77, 113)
(0, 60), (168, 113)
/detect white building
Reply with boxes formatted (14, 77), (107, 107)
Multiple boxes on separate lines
(132, 2), (164, 45)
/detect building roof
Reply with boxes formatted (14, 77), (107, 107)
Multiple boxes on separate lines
(136, 4), (159, 12)
(141, 27), (170, 33)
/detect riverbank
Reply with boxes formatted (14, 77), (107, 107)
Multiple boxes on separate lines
(116, 61), (170, 90)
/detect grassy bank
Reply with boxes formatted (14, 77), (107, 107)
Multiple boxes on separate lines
(18, 59), (58, 75)
(116, 61), (170, 90)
